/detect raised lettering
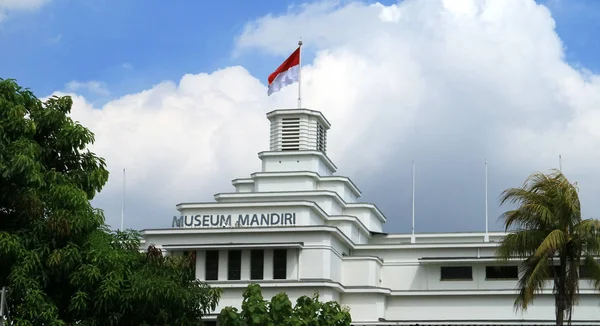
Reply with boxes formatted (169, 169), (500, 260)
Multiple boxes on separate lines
(172, 216), (183, 228)
(172, 212), (297, 228)
(221, 214), (231, 226)
(270, 213), (280, 225)
(184, 215), (194, 227)
(260, 214), (269, 226)
(238, 214), (249, 226)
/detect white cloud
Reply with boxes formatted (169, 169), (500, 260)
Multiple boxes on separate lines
(65, 80), (110, 96)
(61, 0), (600, 233)
(0, 0), (50, 22)
(121, 62), (134, 70)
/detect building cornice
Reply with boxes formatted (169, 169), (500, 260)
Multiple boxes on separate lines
(257, 150), (338, 172)
(212, 190), (385, 223)
(235, 170), (363, 197)
(141, 225), (358, 250)
(266, 108), (332, 128)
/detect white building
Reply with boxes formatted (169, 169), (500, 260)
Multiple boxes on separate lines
(141, 108), (600, 325)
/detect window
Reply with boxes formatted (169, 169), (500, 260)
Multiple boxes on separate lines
(486, 266), (519, 279)
(228, 250), (242, 280)
(273, 249), (288, 280)
(205, 250), (219, 281)
(579, 265), (592, 279)
(317, 123), (327, 153)
(183, 251), (197, 280)
(250, 250), (264, 280)
(440, 266), (472, 280)
(544, 265), (597, 279)
(281, 117), (300, 151)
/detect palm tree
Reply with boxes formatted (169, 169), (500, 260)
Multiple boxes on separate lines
(496, 169), (600, 326)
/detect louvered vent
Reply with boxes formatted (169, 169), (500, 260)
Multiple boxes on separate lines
(317, 123), (327, 153)
(267, 109), (330, 153)
(281, 117), (300, 151)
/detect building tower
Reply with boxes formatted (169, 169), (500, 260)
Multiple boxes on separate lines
(257, 109), (337, 177)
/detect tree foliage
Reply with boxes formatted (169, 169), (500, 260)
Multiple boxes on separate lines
(496, 169), (600, 326)
(0, 78), (221, 325)
(217, 283), (351, 326)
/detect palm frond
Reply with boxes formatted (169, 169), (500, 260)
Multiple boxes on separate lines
(574, 219), (600, 255)
(515, 256), (552, 310)
(533, 229), (566, 260)
(581, 255), (600, 290)
(497, 230), (548, 260)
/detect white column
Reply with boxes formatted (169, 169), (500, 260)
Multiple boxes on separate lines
(195, 250), (205, 280)
(287, 249), (297, 279)
(241, 250), (250, 280)
(264, 249), (274, 280)
(218, 250), (228, 281)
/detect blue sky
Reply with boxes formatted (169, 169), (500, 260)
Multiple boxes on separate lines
(1, 0), (598, 103)
(2, 0), (600, 233)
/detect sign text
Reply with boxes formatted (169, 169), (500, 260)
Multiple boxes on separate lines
(172, 213), (297, 228)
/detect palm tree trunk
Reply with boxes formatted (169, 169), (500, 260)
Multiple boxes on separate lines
(556, 253), (568, 326)
(556, 297), (565, 326)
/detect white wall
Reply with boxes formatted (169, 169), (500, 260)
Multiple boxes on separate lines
(385, 295), (600, 322)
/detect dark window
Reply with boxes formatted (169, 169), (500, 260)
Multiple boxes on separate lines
(205, 250), (219, 281)
(273, 249), (288, 280)
(228, 250), (242, 280)
(486, 266), (519, 279)
(250, 250), (264, 280)
(579, 265), (592, 279)
(183, 251), (197, 280)
(546, 265), (562, 279)
(440, 266), (473, 280)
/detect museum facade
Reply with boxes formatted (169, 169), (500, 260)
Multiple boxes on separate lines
(141, 108), (600, 325)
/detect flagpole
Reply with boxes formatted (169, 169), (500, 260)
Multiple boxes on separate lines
(484, 159), (489, 242)
(559, 154), (562, 171)
(120, 168), (125, 231)
(298, 38), (303, 109)
(411, 160), (416, 244)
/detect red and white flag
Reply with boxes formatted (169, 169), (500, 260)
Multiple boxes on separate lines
(267, 47), (300, 96)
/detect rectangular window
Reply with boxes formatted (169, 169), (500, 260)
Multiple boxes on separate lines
(579, 265), (592, 279)
(273, 249), (288, 280)
(228, 250), (242, 280)
(486, 266), (519, 279)
(250, 250), (264, 280)
(440, 266), (473, 280)
(183, 251), (197, 279)
(205, 250), (219, 281)
(546, 265), (561, 279)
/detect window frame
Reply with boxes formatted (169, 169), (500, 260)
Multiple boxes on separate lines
(250, 249), (265, 280)
(485, 265), (519, 280)
(227, 250), (242, 281)
(273, 249), (288, 280)
(440, 266), (473, 281)
(205, 250), (219, 281)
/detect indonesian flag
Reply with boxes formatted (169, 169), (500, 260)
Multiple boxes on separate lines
(267, 47), (300, 96)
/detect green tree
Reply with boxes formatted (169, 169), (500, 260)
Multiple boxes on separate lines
(496, 169), (600, 326)
(217, 283), (351, 326)
(0, 78), (221, 325)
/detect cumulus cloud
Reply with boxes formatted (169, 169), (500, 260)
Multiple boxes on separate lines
(60, 0), (600, 233)
(0, 0), (50, 22)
